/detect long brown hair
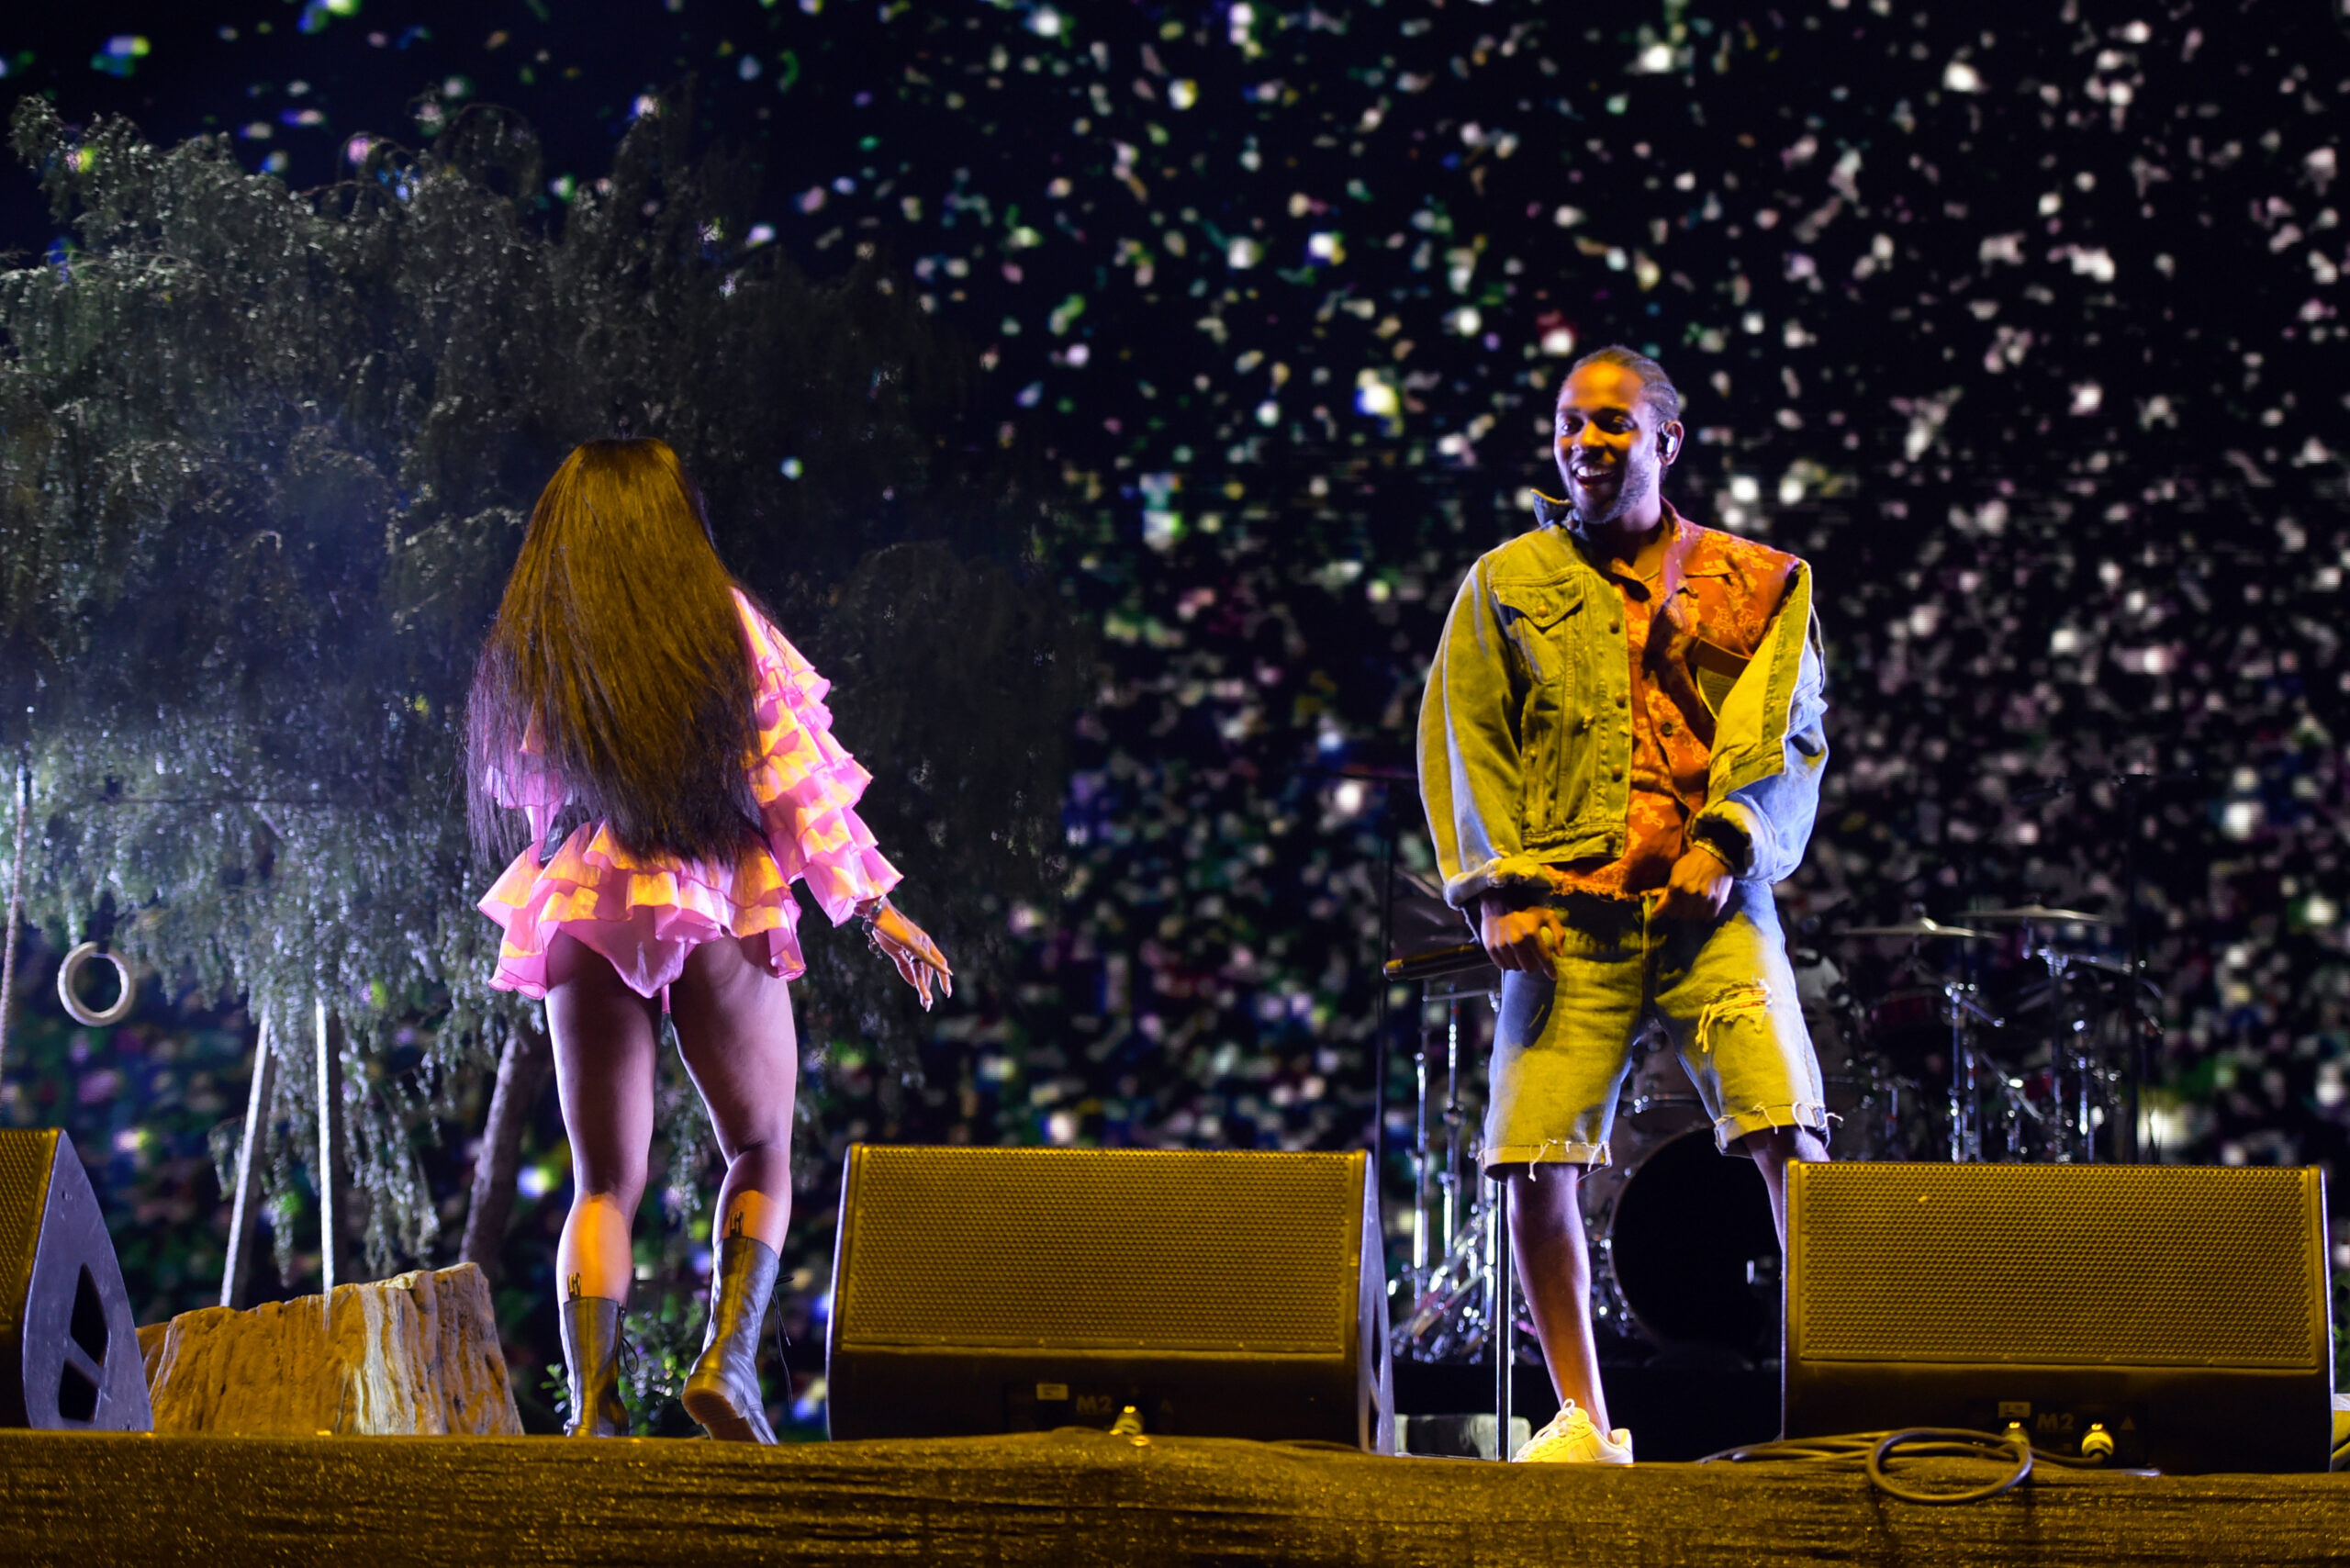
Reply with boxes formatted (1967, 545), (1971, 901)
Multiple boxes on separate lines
(465, 439), (759, 863)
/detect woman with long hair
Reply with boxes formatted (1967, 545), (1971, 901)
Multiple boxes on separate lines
(467, 438), (950, 1442)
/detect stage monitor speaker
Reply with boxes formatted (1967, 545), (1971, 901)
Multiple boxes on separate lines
(826, 1145), (1391, 1450)
(0, 1129), (152, 1431)
(1785, 1161), (2331, 1473)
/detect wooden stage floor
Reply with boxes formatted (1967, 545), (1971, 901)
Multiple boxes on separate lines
(4, 1427), (2346, 1565)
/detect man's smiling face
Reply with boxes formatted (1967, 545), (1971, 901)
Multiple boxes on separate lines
(1554, 360), (1682, 531)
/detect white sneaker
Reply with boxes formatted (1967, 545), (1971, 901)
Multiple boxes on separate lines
(1513, 1400), (1634, 1464)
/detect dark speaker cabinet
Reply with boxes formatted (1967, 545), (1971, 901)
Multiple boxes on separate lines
(0, 1129), (152, 1432)
(1785, 1161), (2331, 1473)
(826, 1146), (1392, 1450)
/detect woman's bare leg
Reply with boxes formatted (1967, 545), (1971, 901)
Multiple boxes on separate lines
(545, 931), (662, 1303)
(668, 935), (800, 1252)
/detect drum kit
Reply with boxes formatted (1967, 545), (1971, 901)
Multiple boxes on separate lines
(1381, 896), (2158, 1368)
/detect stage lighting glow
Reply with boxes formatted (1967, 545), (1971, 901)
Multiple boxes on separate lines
(92, 36), (151, 77)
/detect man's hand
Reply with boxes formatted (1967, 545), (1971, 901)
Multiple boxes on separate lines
(1657, 844), (1734, 924)
(1479, 893), (1571, 979)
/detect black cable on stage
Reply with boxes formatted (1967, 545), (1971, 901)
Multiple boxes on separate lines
(1697, 1427), (2157, 1505)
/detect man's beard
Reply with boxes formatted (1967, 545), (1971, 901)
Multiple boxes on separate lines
(1562, 463), (1654, 528)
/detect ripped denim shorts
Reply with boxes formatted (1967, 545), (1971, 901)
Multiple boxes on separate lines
(1482, 879), (1828, 1171)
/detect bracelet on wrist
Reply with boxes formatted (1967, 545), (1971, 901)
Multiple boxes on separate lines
(1690, 823), (1745, 869)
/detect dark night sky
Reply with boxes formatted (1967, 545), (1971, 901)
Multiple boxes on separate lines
(8, 1), (2350, 1330)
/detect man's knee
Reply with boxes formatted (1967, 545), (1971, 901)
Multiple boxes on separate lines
(1740, 1124), (1829, 1165)
(1496, 1161), (1586, 1228)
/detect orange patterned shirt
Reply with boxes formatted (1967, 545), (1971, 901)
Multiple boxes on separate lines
(1550, 503), (1794, 898)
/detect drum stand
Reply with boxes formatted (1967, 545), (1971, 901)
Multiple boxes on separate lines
(1394, 986), (1505, 1364)
(2029, 943), (2099, 1163)
(1940, 980), (2001, 1162)
(1404, 991), (1469, 1303)
(1380, 943), (1530, 1460)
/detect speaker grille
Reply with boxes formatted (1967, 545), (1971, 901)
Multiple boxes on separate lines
(835, 1147), (1361, 1353)
(0, 1133), (55, 1338)
(1793, 1163), (2323, 1368)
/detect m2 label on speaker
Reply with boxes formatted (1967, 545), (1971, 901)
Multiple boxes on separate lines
(1968, 1399), (2145, 1463)
(1004, 1381), (1178, 1432)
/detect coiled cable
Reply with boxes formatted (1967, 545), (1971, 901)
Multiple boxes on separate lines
(1699, 1426), (2156, 1504)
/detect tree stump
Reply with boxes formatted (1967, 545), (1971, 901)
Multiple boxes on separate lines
(143, 1261), (523, 1436)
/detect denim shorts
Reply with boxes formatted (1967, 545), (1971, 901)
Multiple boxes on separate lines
(1482, 879), (1827, 1170)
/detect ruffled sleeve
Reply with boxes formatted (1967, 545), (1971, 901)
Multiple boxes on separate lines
(735, 589), (902, 925)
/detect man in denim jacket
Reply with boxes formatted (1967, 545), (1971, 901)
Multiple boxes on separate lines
(1418, 346), (1831, 1463)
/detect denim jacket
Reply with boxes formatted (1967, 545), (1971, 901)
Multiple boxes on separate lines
(1418, 494), (1830, 912)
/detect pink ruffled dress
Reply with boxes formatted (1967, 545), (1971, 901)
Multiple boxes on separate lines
(477, 589), (901, 1000)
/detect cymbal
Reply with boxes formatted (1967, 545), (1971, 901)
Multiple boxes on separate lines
(1967, 904), (2114, 926)
(1830, 917), (1996, 941)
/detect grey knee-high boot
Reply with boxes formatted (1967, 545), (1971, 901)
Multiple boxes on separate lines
(682, 1233), (780, 1443)
(559, 1293), (631, 1438)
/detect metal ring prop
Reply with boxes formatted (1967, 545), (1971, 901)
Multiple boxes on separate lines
(58, 941), (137, 1027)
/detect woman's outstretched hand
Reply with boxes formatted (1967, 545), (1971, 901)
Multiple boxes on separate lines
(869, 902), (954, 1010)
